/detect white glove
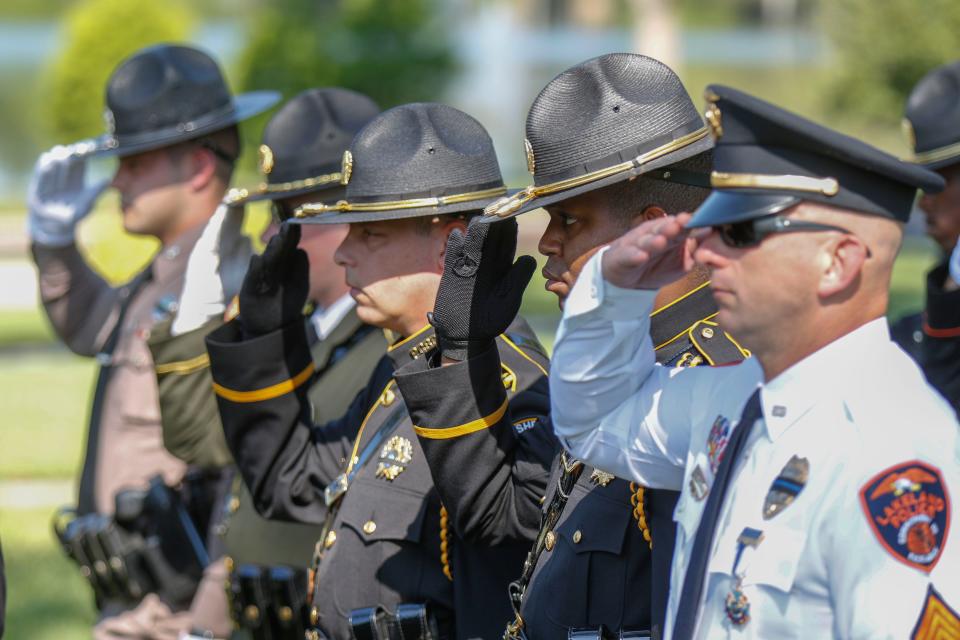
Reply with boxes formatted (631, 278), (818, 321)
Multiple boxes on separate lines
(27, 142), (109, 246)
(173, 204), (230, 336)
(949, 235), (960, 287)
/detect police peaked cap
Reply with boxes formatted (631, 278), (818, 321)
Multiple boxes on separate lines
(904, 60), (960, 170)
(688, 85), (945, 228)
(483, 53), (714, 221)
(226, 88), (381, 206)
(294, 103), (507, 225)
(86, 44), (279, 158)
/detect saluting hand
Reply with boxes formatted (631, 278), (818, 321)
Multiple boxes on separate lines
(431, 217), (537, 362)
(238, 223), (309, 338)
(601, 213), (698, 290)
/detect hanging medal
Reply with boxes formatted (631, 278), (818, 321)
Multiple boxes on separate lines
(724, 527), (764, 627)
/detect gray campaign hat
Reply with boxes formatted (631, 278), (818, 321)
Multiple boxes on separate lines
(903, 60), (960, 170)
(293, 103), (507, 225)
(482, 53), (713, 221)
(88, 44), (279, 158)
(225, 87), (380, 207)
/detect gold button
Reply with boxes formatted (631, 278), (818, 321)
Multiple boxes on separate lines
(544, 531), (556, 551)
(244, 604), (260, 622)
(325, 530), (337, 548)
(278, 605), (294, 622)
(224, 556), (234, 572)
(363, 520), (377, 535)
(381, 388), (396, 406)
(539, 495), (546, 505)
(573, 530), (582, 544)
(229, 496), (240, 512)
(701, 327), (715, 339)
(310, 606), (319, 626)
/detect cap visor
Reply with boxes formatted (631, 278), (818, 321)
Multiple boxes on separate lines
(686, 190), (800, 228)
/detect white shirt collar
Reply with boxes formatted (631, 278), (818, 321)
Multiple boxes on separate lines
(759, 317), (891, 441)
(310, 294), (356, 341)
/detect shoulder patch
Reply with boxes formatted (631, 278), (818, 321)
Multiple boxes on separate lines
(859, 461), (950, 573)
(911, 585), (960, 640)
(512, 417), (539, 436)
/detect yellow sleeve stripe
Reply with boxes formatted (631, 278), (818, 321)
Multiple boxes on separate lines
(499, 334), (548, 377)
(212, 362), (315, 403)
(155, 353), (210, 376)
(413, 398), (509, 440)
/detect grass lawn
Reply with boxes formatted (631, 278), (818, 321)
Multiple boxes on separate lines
(2, 506), (97, 639)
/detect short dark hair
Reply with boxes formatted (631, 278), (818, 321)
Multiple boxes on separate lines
(603, 151), (713, 222)
(168, 125), (240, 184)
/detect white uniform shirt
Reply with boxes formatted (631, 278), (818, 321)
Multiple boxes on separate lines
(551, 248), (960, 640)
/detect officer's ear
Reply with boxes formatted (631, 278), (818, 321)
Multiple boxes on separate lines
(817, 233), (870, 299)
(636, 205), (667, 226)
(435, 216), (468, 271)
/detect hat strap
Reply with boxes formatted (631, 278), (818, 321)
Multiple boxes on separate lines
(710, 171), (839, 196)
(293, 186), (508, 219)
(484, 126), (709, 218)
(224, 171), (344, 205)
(908, 139), (960, 166)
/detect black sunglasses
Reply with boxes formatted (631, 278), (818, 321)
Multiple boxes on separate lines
(714, 214), (872, 257)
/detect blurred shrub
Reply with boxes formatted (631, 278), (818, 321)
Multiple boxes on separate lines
(824, 0), (960, 124)
(238, 0), (455, 112)
(42, 0), (196, 142)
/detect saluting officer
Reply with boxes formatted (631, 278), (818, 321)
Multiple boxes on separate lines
(550, 86), (960, 638)
(147, 88), (386, 639)
(892, 60), (960, 414)
(27, 44), (278, 638)
(395, 54), (747, 640)
(204, 103), (557, 639)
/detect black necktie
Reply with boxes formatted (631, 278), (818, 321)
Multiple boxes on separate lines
(672, 388), (762, 640)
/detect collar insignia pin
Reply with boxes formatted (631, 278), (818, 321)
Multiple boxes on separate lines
(376, 435), (413, 481)
(590, 469), (615, 487)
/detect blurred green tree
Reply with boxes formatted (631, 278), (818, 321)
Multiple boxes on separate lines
(824, 0), (960, 124)
(42, 0), (196, 141)
(237, 0), (455, 113)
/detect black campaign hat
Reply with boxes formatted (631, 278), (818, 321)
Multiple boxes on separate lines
(904, 60), (960, 170)
(483, 53), (713, 221)
(293, 103), (507, 225)
(88, 44), (279, 158)
(687, 85), (945, 228)
(225, 88), (380, 205)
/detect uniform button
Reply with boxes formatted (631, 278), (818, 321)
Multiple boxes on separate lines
(229, 496), (240, 512)
(310, 606), (319, 626)
(244, 605), (260, 622)
(325, 530), (337, 548)
(278, 606), (294, 622)
(224, 556), (234, 572)
(539, 495), (546, 505)
(363, 520), (377, 535)
(573, 530), (582, 544)
(701, 327), (715, 339)
(544, 531), (556, 551)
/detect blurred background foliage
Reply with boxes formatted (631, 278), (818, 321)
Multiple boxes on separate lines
(0, 0), (957, 637)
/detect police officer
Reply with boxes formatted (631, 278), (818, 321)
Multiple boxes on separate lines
(550, 85), (960, 638)
(205, 103), (556, 639)
(27, 44), (279, 638)
(892, 59), (960, 413)
(394, 54), (747, 640)
(147, 88), (386, 639)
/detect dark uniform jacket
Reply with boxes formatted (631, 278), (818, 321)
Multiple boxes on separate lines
(396, 284), (747, 639)
(206, 317), (556, 640)
(891, 262), (960, 416)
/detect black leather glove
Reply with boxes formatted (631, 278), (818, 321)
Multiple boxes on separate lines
(431, 217), (537, 361)
(238, 223), (309, 339)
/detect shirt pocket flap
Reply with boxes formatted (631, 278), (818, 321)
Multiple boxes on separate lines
(339, 478), (427, 544)
(556, 488), (632, 554)
(741, 526), (807, 594)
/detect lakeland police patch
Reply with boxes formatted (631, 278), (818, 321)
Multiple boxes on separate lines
(859, 461), (950, 573)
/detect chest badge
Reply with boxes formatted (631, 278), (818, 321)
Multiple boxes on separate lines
(763, 455), (809, 520)
(589, 469), (616, 487)
(706, 415), (732, 473)
(689, 464), (709, 501)
(859, 461), (949, 573)
(375, 435), (413, 481)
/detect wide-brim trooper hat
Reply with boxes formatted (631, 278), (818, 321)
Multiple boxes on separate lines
(82, 44), (279, 158)
(903, 60), (960, 171)
(688, 85), (944, 228)
(482, 53), (714, 221)
(293, 103), (507, 225)
(225, 88), (380, 206)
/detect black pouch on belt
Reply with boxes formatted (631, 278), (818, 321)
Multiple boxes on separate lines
(568, 627), (651, 640)
(232, 563), (274, 640)
(349, 606), (390, 640)
(267, 565), (309, 640)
